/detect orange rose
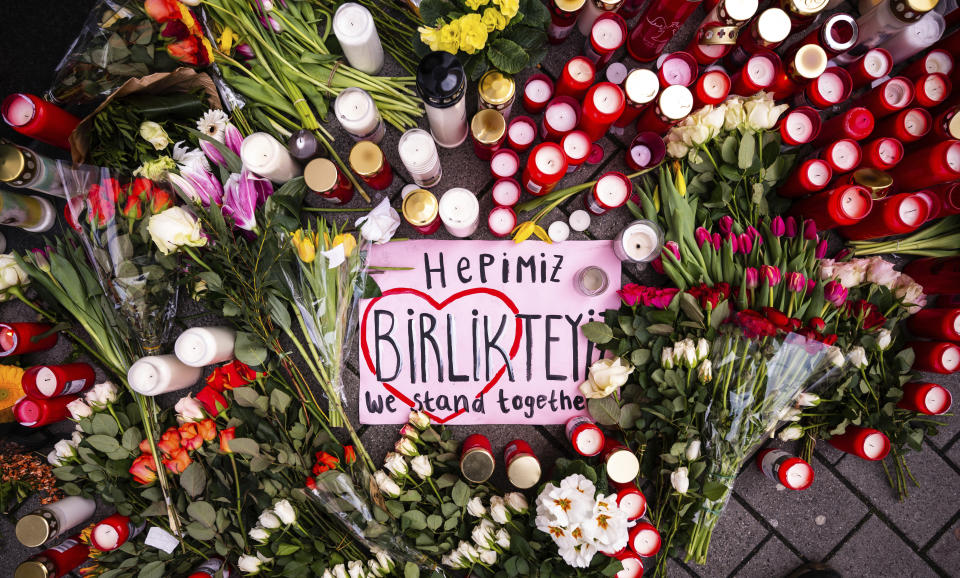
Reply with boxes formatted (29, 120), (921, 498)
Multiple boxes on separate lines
(157, 428), (181, 456)
(315, 451), (339, 470)
(197, 418), (217, 442)
(139, 438), (153, 454)
(343, 445), (356, 465)
(179, 422), (203, 451)
(130, 454), (158, 484)
(219, 427), (236, 453)
(144, 0), (183, 23)
(150, 187), (174, 213)
(164, 447), (192, 474)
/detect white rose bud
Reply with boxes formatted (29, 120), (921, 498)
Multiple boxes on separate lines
(826, 346), (845, 368)
(490, 496), (510, 524)
(148, 206), (207, 255)
(399, 424), (420, 442)
(273, 499), (296, 525)
(322, 570), (334, 578)
(795, 393), (820, 407)
(478, 548), (498, 565)
(67, 399), (93, 420)
(49, 439), (77, 466)
(661, 347), (675, 369)
(372, 548), (393, 573)
(411, 455), (433, 479)
(467, 496), (486, 518)
(504, 492), (528, 514)
(457, 541), (480, 562)
(578, 357), (634, 399)
(670, 467), (689, 495)
(848, 346), (868, 369)
(876, 328), (892, 351)
(697, 359), (713, 384)
(139, 121), (170, 150)
(384, 452), (409, 479)
(237, 554), (262, 574)
(374, 470), (402, 498)
(685, 440), (701, 461)
(696, 338), (710, 361)
(472, 518), (496, 548)
(408, 410), (431, 430)
(395, 437), (419, 457)
(347, 560), (366, 578)
(85, 381), (118, 410)
(778, 425), (804, 441)
(258, 509), (281, 529)
(683, 344), (698, 369)
(332, 564), (348, 578)
(248, 525), (270, 542)
(71, 429), (83, 445)
(495, 528), (511, 549)
(0, 254), (29, 297)
(174, 395), (205, 423)
(781, 407), (802, 422)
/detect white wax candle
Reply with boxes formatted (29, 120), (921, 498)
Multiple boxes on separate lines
(785, 462), (813, 489)
(128, 355), (203, 396)
(241, 132), (303, 183)
(535, 145), (566, 174)
(942, 346), (960, 371)
(567, 58), (594, 83)
(862, 432), (887, 459)
(624, 69), (659, 105)
(491, 150), (519, 178)
(924, 50), (953, 75)
(862, 49), (891, 79)
(35, 367), (58, 397)
(487, 206), (516, 236)
(880, 11), (944, 64)
(508, 120), (535, 147)
(630, 145), (651, 167)
(618, 493), (644, 519)
(43, 496), (97, 535)
(632, 529), (660, 555)
(662, 55), (694, 86)
(899, 196), (924, 226)
(701, 71), (729, 100)
(786, 112), (814, 143)
(564, 132), (590, 162)
(606, 62), (628, 84)
(748, 55), (776, 86)
(903, 109), (928, 137)
(817, 72), (844, 103)
(659, 85), (693, 120)
(174, 326), (237, 367)
(591, 18), (623, 51)
(524, 79), (552, 105)
(596, 174), (629, 206)
(948, 144), (960, 172)
(438, 188), (479, 238)
(592, 84), (623, 115)
(3, 95), (34, 126)
(332, 3), (384, 74)
(492, 179), (520, 206)
(721, 0), (758, 21)
(807, 161), (831, 187)
(621, 223), (659, 261)
(92, 524), (121, 550)
(548, 220), (570, 242)
(924, 386), (950, 414)
(920, 75), (947, 104)
(831, 141), (859, 171)
(574, 424), (603, 451)
(334, 87), (383, 142)
(569, 210), (591, 232)
(619, 557), (643, 578)
(877, 139), (899, 164)
(425, 96), (468, 149)
(883, 79), (912, 108)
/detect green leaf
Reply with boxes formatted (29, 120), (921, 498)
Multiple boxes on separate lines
(619, 403), (643, 429)
(231, 386), (261, 408)
(234, 332), (268, 368)
(181, 463), (207, 499)
(679, 292), (705, 325)
(228, 437), (260, 456)
(91, 413), (120, 437)
(419, 0), (458, 26)
(275, 543), (301, 556)
(721, 135), (738, 164)
(186, 521), (216, 541)
(588, 396), (621, 426)
(404, 561), (420, 578)
(647, 323), (675, 335)
(138, 561), (166, 578)
(486, 38), (529, 75)
(270, 388), (292, 413)
(121, 427), (142, 451)
(630, 348), (651, 367)
(518, 0), (550, 28)
(427, 514), (443, 530)
(582, 322), (614, 344)
(86, 434), (121, 453)
(401, 510), (427, 531)
(451, 480), (471, 507)
(187, 500), (217, 527)
(738, 133), (756, 170)
(702, 481), (730, 501)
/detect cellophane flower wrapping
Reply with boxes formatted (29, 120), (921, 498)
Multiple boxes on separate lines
(685, 324), (844, 563)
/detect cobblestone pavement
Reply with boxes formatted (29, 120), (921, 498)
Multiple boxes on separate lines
(1, 1), (957, 576)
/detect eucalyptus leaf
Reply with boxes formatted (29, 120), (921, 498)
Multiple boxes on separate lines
(588, 396), (621, 426)
(582, 322), (614, 344)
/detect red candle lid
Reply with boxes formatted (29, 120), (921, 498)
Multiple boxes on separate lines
(841, 107), (874, 141)
(587, 143), (605, 164)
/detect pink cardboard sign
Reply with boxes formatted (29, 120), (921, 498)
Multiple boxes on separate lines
(359, 240), (622, 425)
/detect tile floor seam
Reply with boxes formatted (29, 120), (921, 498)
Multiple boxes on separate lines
(822, 512), (873, 564)
(724, 531), (774, 578)
(939, 428), (960, 455)
(920, 509), (960, 554)
(533, 425), (573, 456)
(731, 492), (809, 562)
(923, 438), (960, 476)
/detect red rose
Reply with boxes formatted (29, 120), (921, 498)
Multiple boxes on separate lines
(163, 447), (192, 474)
(761, 307), (789, 330)
(178, 422), (203, 451)
(618, 283), (646, 307)
(120, 194), (144, 219)
(157, 428), (181, 456)
(196, 386), (229, 416)
(167, 36), (202, 65)
(197, 418), (217, 441)
(343, 445), (356, 465)
(149, 187), (174, 213)
(86, 179), (121, 227)
(161, 20), (190, 40)
(820, 334), (838, 346)
(846, 300), (886, 330)
(733, 310), (777, 339)
(808, 317), (826, 332)
(145, 0), (183, 23)
(129, 454), (157, 485)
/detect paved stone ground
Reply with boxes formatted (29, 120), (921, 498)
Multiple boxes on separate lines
(1, 1), (958, 576)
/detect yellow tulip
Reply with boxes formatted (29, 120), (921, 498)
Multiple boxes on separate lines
(332, 233), (357, 257)
(291, 230), (317, 264)
(219, 27), (239, 53)
(512, 221), (552, 244)
(653, 186), (661, 213)
(674, 163), (686, 197)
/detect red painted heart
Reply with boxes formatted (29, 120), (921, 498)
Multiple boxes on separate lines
(359, 287), (523, 423)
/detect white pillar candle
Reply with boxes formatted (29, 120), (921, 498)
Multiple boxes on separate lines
(816, 71), (844, 103)
(862, 432), (887, 459)
(879, 10), (944, 65)
(241, 132), (303, 183)
(903, 109), (929, 138)
(806, 160), (832, 188)
(548, 220), (571, 242)
(569, 209), (591, 232)
(128, 355), (203, 396)
(438, 188), (479, 238)
(785, 111), (815, 144)
(524, 79), (552, 107)
(592, 84), (623, 114)
(563, 131), (591, 172)
(595, 172), (629, 206)
(398, 129), (442, 188)
(175, 327), (236, 368)
(334, 87), (385, 143)
(332, 2), (384, 74)
(617, 492), (645, 520)
(629, 145), (651, 168)
(490, 149), (520, 179)
(591, 17), (624, 50)
(487, 206), (517, 237)
(15, 496), (97, 547)
(508, 119), (535, 148)
(631, 526), (661, 557)
(747, 55), (776, 87)
(898, 195), (924, 227)
(492, 178), (520, 207)
(919, 74), (948, 105)
(545, 102), (578, 133)
(830, 140), (860, 172)
(924, 385), (951, 414)
(943, 346), (960, 372)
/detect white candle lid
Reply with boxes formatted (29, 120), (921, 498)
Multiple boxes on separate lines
(606, 449), (640, 483)
(438, 188), (479, 226)
(723, 0), (759, 21)
(606, 62), (629, 84)
(756, 7), (791, 44)
(658, 85), (693, 120)
(569, 209), (591, 232)
(507, 455), (541, 489)
(548, 220), (570, 242)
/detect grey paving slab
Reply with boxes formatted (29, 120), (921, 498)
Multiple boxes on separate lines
(684, 498), (768, 578)
(925, 516), (960, 575)
(732, 535), (804, 578)
(828, 516), (938, 578)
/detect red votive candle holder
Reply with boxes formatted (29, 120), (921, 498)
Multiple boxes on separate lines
(930, 183), (960, 216)
(91, 514), (143, 551)
(770, 44), (828, 100)
(897, 382), (953, 415)
(904, 49), (954, 81)
(615, 485), (647, 520)
(838, 192), (929, 240)
(876, 108), (931, 143)
(556, 57), (596, 101)
(658, 51), (698, 88)
(727, 7), (792, 68)
(14, 395), (79, 428)
(547, 0), (587, 44)
(756, 449), (815, 490)
(460, 433), (495, 483)
(848, 48), (892, 91)
(779, 106), (821, 147)
(860, 137), (903, 171)
(579, 82), (625, 142)
(305, 158), (355, 204)
(490, 148), (520, 180)
(491, 178), (521, 207)
(487, 206), (517, 238)
(908, 308), (960, 342)
(625, 132), (666, 171)
(586, 171), (631, 215)
(914, 189), (941, 223)
(889, 140), (960, 189)
(813, 107), (874, 146)
(923, 104), (960, 144)
(779, 159), (833, 197)
(566, 416), (605, 457)
(522, 74), (554, 115)
(523, 142), (568, 195)
(612, 68), (659, 131)
(731, 50), (781, 96)
(854, 77), (914, 120)
(914, 73), (951, 109)
(800, 66), (852, 109)
(629, 520), (662, 557)
(610, 550), (644, 578)
(790, 184), (873, 229)
(819, 139), (862, 174)
(638, 84), (693, 135)
(585, 13), (627, 69)
(798, 13), (858, 58)
(562, 130), (591, 173)
(909, 341), (960, 374)
(506, 116), (537, 152)
(693, 69), (731, 108)
(829, 426), (891, 460)
(904, 257), (960, 295)
(21, 363), (96, 399)
(541, 96), (582, 142)
(1, 93), (80, 150)
(627, 0), (704, 62)
(504, 439), (541, 489)
(0, 322), (57, 357)
(685, 23), (734, 66)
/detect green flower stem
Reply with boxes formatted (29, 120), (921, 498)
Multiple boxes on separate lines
(229, 452), (248, 550)
(515, 166), (661, 215)
(106, 403), (126, 434)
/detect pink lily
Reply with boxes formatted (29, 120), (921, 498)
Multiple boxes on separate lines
(168, 168), (223, 206)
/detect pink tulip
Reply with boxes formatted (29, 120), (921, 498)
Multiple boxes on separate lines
(695, 227), (711, 247)
(816, 239), (828, 259)
(719, 215), (733, 236)
(787, 272), (806, 293)
(770, 216), (785, 237)
(739, 233), (753, 255)
(664, 241), (681, 262)
(745, 267), (759, 289)
(711, 233), (722, 251)
(761, 264), (781, 286)
(824, 280), (848, 307)
(785, 216), (798, 238)
(803, 219), (818, 241)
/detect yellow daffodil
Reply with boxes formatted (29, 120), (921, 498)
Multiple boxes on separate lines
(481, 7), (507, 31)
(219, 26), (239, 52)
(458, 13), (488, 55)
(465, 0), (490, 9)
(512, 221), (552, 244)
(332, 233), (357, 257)
(493, 0), (519, 20)
(438, 20), (461, 54)
(292, 229), (318, 264)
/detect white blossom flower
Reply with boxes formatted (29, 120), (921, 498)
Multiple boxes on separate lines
(778, 425), (804, 441)
(71, 429), (83, 445)
(408, 410), (431, 430)
(670, 467), (689, 495)
(682, 344), (698, 369)
(442, 548), (468, 569)
(0, 254), (29, 298)
(489, 496), (510, 524)
(410, 455), (432, 479)
(558, 541), (597, 568)
(697, 359), (713, 383)
(743, 92), (788, 131)
(478, 548), (497, 565)
(578, 357), (634, 399)
(666, 137), (690, 159)
(172, 141), (212, 174)
(796, 393), (821, 407)
(661, 346), (675, 369)
(848, 346), (868, 369)
(49, 439), (78, 466)
(347, 560), (366, 578)
(374, 470), (401, 498)
(197, 110), (230, 142)
(696, 338), (710, 361)
(85, 381), (119, 410)
(67, 399), (93, 420)
(174, 395), (205, 423)
(258, 510), (281, 529)
(875, 328), (892, 351)
(331, 564), (349, 578)
(237, 554), (262, 574)
(504, 492), (528, 514)
(467, 496), (486, 518)
(248, 525), (270, 543)
(140, 121), (170, 150)
(685, 440), (701, 461)
(472, 518), (496, 548)
(495, 528), (510, 549)
(384, 452), (408, 479)
(394, 437), (418, 457)
(826, 346), (845, 368)
(273, 499), (296, 525)
(148, 206), (206, 255)
(457, 541), (480, 563)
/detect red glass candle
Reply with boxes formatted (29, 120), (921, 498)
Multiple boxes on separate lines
(909, 341), (960, 374)
(839, 192), (928, 240)
(603, 438), (640, 485)
(658, 52), (698, 88)
(727, 7), (792, 68)
(491, 178), (521, 207)
(847, 48), (893, 91)
(731, 50), (781, 96)
(627, 0), (704, 62)
(685, 22), (734, 66)
(779, 106), (821, 147)
(615, 486), (647, 520)
(506, 116), (536, 152)
(91, 514), (144, 551)
(889, 140), (960, 189)
(565, 415), (605, 457)
(638, 84), (693, 135)
(522, 74), (554, 115)
(556, 57), (596, 101)
(908, 308), (960, 341)
(562, 130), (592, 173)
(470, 109), (506, 161)
(14, 395), (79, 427)
(348, 141), (393, 191)
(401, 189), (441, 235)
(931, 183), (960, 216)
(860, 137), (903, 171)
(820, 139), (862, 174)
(897, 382), (952, 415)
(523, 142), (568, 196)
(504, 439), (541, 489)
(612, 69), (659, 131)
(692, 69), (731, 108)
(828, 426), (891, 461)
(586, 172), (631, 215)
(770, 44), (828, 100)
(812, 107), (874, 146)
(625, 132), (666, 171)
(756, 449), (815, 491)
(854, 77), (914, 120)
(188, 558), (231, 578)
(585, 13), (627, 69)
(460, 433), (495, 483)
(904, 49), (953, 81)
(0, 322), (57, 357)
(611, 550), (644, 578)
(15, 535), (90, 578)
(579, 82), (625, 142)
(629, 520), (662, 557)
(790, 185), (873, 229)
(913, 73), (951, 109)
(490, 148), (520, 180)
(779, 159), (833, 197)
(905, 257), (960, 295)
(1, 93), (80, 150)
(914, 189), (941, 223)
(541, 96), (582, 142)
(800, 67), (852, 109)
(487, 206), (517, 238)
(547, 0), (587, 44)
(923, 104), (960, 144)
(304, 158), (354, 204)
(21, 363), (96, 399)
(798, 13), (858, 58)
(876, 108), (931, 143)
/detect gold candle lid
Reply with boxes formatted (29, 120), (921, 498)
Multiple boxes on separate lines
(304, 158), (339, 194)
(593, 0), (624, 11)
(15, 560), (52, 578)
(478, 70), (516, 106)
(460, 447), (495, 483)
(402, 189), (439, 227)
(851, 168), (893, 197)
(791, 44), (827, 80)
(782, 0), (828, 17)
(15, 513), (53, 547)
(624, 69), (660, 107)
(349, 141), (384, 177)
(554, 0), (586, 13)
(891, 0), (938, 22)
(0, 144), (30, 184)
(471, 109), (506, 145)
(700, 25), (740, 45)
(946, 110), (960, 139)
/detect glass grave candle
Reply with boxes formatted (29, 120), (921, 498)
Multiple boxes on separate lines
(813, 107), (874, 146)
(629, 520), (662, 557)
(14, 396), (78, 428)
(889, 140), (960, 189)
(438, 188), (479, 238)
(908, 308), (960, 342)
(478, 70), (516, 121)
(612, 551), (644, 578)
(923, 104), (960, 144)
(756, 449), (815, 490)
(401, 189), (441, 235)
(504, 439), (542, 489)
(548, 0), (587, 44)
(780, 107), (822, 147)
(848, 48), (892, 90)
(782, 0), (828, 24)
(334, 87), (385, 143)
(904, 49), (953, 80)
(90, 514), (144, 552)
(522, 74), (554, 115)
(820, 139), (862, 174)
(127, 355), (203, 396)
(398, 128), (442, 188)
(615, 486), (647, 520)
(771, 44), (828, 99)
(909, 341), (960, 373)
(577, 0), (623, 36)
(523, 142), (568, 195)
(490, 148), (520, 180)
(625, 132), (666, 171)
(14, 535), (90, 578)
(586, 171), (630, 214)
(879, 9), (944, 65)
(460, 434), (495, 483)
(579, 82), (625, 142)
(566, 416), (605, 456)
(585, 13), (627, 69)
(904, 257), (960, 295)
(562, 130), (592, 173)
(657, 52), (698, 88)
(487, 205), (517, 238)
(614, 220), (663, 264)
(829, 425), (891, 460)
(877, 107), (931, 142)
(799, 67), (852, 110)
(603, 439), (640, 485)
(838, 191), (928, 239)
(930, 183), (960, 216)
(897, 382), (953, 415)
(0, 143), (66, 197)
(797, 12), (858, 57)
(491, 178), (521, 207)
(506, 116), (537, 152)
(1, 93), (80, 150)
(686, 22), (736, 66)
(470, 108), (507, 161)
(0, 322), (57, 357)
(304, 158), (355, 204)
(692, 69), (731, 109)
(790, 184), (873, 229)
(837, 0), (938, 64)
(707, 0), (758, 26)
(417, 51), (468, 148)
(731, 50), (780, 96)
(628, 0), (703, 62)
(541, 96), (581, 142)
(637, 84), (693, 135)
(555, 57), (596, 101)
(332, 3), (383, 74)
(241, 132), (302, 183)
(187, 558), (232, 578)
(21, 363), (95, 399)
(914, 189), (940, 222)
(854, 77), (914, 120)
(779, 158), (833, 197)
(174, 327), (236, 368)
(0, 189), (56, 232)
(727, 7), (791, 67)
(860, 137), (903, 171)
(348, 141), (394, 191)
(913, 73), (951, 109)
(287, 129), (323, 163)
(611, 68), (660, 133)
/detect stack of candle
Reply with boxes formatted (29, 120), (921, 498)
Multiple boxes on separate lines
(15, 362), (96, 428)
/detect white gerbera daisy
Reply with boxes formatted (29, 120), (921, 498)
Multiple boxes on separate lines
(172, 141), (211, 173)
(197, 109), (230, 142)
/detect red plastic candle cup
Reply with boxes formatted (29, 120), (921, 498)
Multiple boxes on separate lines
(908, 308), (960, 341)
(565, 415), (605, 457)
(16, 535), (90, 578)
(860, 137), (903, 171)
(897, 382), (953, 415)
(693, 69), (731, 108)
(615, 485), (647, 520)
(556, 57), (596, 101)
(625, 132), (666, 171)
(638, 85), (693, 135)
(876, 108), (931, 143)
(889, 141), (960, 189)
(931, 183), (960, 216)
(460, 433), (495, 483)
(1, 93), (80, 150)
(770, 44), (828, 100)
(562, 130), (592, 173)
(904, 257), (960, 295)
(628, 520), (662, 557)
(523, 142), (568, 196)
(829, 426), (891, 461)
(21, 363), (96, 399)
(0, 322), (57, 357)
(855, 77), (914, 120)
(813, 108), (874, 146)
(779, 107), (821, 147)
(586, 172), (631, 215)
(91, 514), (143, 551)
(914, 73), (951, 109)
(504, 439), (541, 489)
(731, 50), (780, 96)
(924, 105), (960, 144)
(487, 206), (517, 238)
(603, 438), (640, 485)
(612, 69), (660, 130)
(541, 96), (582, 142)
(905, 49), (954, 81)
(611, 550), (644, 578)
(790, 185), (873, 229)
(820, 139), (862, 174)
(579, 83), (625, 142)
(802, 67), (852, 109)
(914, 189), (941, 223)
(779, 159), (833, 198)
(685, 23), (733, 66)
(506, 116), (537, 152)
(585, 13), (627, 69)
(908, 341), (960, 374)
(839, 192), (929, 240)
(547, 0), (587, 44)
(627, 0), (704, 62)
(728, 7), (792, 67)
(522, 74), (554, 115)
(491, 178), (521, 207)
(489, 148), (520, 181)
(848, 48), (892, 91)
(14, 395), (79, 428)
(756, 449), (815, 491)
(657, 52), (698, 88)
(798, 13), (858, 58)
